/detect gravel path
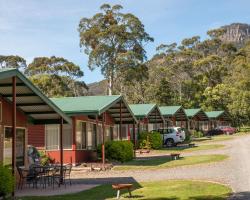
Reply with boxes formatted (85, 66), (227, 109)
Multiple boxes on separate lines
(71, 135), (250, 199)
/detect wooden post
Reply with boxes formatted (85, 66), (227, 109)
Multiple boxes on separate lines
(60, 117), (63, 184)
(155, 110), (157, 130)
(102, 113), (105, 167)
(12, 76), (16, 198)
(146, 118), (149, 132)
(72, 117), (76, 164)
(119, 101), (122, 140)
(133, 121), (136, 157)
(95, 115), (99, 146)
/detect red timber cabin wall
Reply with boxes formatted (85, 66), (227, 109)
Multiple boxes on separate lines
(0, 97), (28, 164)
(28, 112), (117, 165)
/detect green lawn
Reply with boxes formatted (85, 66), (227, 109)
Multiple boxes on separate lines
(154, 144), (225, 154)
(21, 180), (232, 200)
(192, 132), (250, 144)
(113, 154), (228, 171)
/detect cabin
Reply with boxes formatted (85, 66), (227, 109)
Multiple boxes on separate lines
(205, 111), (231, 129)
(28, 95), (137, 165)
(185, 108), (209, 131)
(159, 106), (187, 128)
(129, 104), (164, 132)
(0, 68), (71, 197)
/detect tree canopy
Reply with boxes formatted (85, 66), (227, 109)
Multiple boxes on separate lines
(25, 56), (87, 97)
(0, 55), (26, 69)
(78, 3), (153, 95)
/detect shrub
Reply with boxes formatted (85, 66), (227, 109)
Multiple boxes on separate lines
(138, 132), (151, 149)
(0, 164), (14, 197)
(138, 131), (162, 150)
(97, 141), (134, 163)
(183, 129), (191, 142)
(192, 130), (204, 138)
(149, 131), (162, 149)
(39, 151), (53, 166)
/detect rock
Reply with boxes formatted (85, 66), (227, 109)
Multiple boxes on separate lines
(220, 23), (250, 46)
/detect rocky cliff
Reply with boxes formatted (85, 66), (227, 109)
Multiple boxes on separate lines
(220, 23), (250, 46)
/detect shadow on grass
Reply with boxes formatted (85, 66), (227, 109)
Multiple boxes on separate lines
(161, 144), (198, 151)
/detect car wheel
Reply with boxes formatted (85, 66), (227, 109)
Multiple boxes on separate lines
(165, 139), (174, 147)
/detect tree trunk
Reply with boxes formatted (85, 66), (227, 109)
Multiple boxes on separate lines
(108, 76), (112, 96)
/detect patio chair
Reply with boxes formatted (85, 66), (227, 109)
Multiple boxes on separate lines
(63, 164), (72, 187)
(17, 166), (36, 189)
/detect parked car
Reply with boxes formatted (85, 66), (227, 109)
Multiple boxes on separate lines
(206, 128), (224, 136)
(151, 127), (186, 147)
(217, 126), (236, 135)
(206, 126), (236, 136)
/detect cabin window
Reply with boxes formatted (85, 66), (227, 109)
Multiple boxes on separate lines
(105, 126), (111, 141)
(45, 124), (72, 150)
(92, 124), (97, 148)
(97, 124), (102, 145)
(45, 125), (59, 150)
(63, 124), (72, 149)
(121, 125), (127, 140)
(113, 125), (119, 140)
(76, 121), (87, 150)
(4, 127), (25, 166)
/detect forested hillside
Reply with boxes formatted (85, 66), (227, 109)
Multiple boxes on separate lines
(86, 23), (249, 126)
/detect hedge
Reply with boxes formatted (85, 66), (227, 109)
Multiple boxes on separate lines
(97, 140), (134, 162)
(0, 164), (14, 198)
(138, 131), (162, 149)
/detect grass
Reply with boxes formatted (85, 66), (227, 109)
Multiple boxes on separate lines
(21, 180), (232, 200)
(192, 132), (250, 144)
(154, 144), (225, 154)
(113, 154), (228, 171)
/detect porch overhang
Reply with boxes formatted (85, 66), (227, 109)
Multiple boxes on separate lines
(160, 106), (187, 121)
(129, 104), (164, 124)
(206, 111), (231, 121)
(0, 68), (71, 125)
(185, 108), (209, 121)
(51, 95), (137, 124)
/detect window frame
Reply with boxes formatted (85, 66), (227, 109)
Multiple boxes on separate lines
(45, 124), (60, 151)
(75, 120), (87, 150)
(45, 124), (72, 151)
(3, 126), (26, 166)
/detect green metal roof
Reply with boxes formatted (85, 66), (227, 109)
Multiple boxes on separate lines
(0, 68), (71, 124)
(185, 108), (208, 120)
(129, 104), (164, 123)
(159, 106), (182, 116)
(129, 104), (156, 118)
(185, 108), (201, 117)
(206, 111), (224, 118)
(51, 95), (122, 115)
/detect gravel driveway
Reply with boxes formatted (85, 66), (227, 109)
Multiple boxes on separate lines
(72, 134), (250, 200)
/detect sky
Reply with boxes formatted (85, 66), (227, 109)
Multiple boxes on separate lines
(0, 0), (250, 83)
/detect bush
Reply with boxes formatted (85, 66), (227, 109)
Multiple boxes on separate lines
(192, 130), (204, 138)
(149, 131), (162, 149)
(39, 151), (53, 166)
(138, 131), (162, 150)
(183, 129), (191, 142)
(0, 164), (14, 197)
(97, 141), (134, 163)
